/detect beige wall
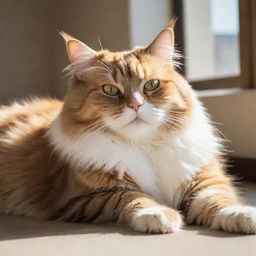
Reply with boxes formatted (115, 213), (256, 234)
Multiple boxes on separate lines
(0, 1), (53, 104)
(0, 0), (130, 103)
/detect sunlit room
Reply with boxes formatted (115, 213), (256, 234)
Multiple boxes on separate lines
(0, 0), (255, 255)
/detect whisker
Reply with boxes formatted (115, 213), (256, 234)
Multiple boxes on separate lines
(161, 116), (187, 124)
(71, 120), (106, 140)
(96, 59), (112, 73)
(213, 126), (230, 142)
(97, 36), (104, 50)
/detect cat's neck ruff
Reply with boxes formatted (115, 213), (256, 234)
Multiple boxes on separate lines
(48, 101), (222, 207)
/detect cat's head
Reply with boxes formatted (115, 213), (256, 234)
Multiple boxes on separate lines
(59, 20), (195, 142)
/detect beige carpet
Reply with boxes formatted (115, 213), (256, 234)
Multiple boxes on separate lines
(0, 182), (255, 256)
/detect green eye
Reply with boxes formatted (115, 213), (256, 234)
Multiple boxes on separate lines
(102, 84), (120, 96)
(144, 79), (160, 92)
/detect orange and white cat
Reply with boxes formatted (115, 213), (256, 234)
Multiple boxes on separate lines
(0, 21), (255, 234)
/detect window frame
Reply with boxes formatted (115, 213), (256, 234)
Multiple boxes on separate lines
(173, 0), (256, 90)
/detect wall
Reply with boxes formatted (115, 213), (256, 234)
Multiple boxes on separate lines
(0, 1), (54, 104)
(129, 0), (171, 48)
(0, 0), (131, 103)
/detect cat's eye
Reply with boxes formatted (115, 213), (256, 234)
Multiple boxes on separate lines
(102, 84), (120, 96)
(144, 79), (160, 92)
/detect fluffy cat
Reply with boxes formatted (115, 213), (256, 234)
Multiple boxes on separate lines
(0, 21), (255, 234)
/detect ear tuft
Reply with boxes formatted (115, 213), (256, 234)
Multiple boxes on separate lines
(58, 31), (75, 43)
(166, 17), (177, 30)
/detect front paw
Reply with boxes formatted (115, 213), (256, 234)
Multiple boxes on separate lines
(211, 205), (256, 234)
(131, 206), (183, 234)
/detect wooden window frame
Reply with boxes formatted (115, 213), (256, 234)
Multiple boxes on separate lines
(173, 0), (256, 90)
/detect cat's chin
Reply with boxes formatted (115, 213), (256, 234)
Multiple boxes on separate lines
(113, 121), (159, 142)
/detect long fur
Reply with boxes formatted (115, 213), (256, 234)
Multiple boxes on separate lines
(0, 24), (255, 234)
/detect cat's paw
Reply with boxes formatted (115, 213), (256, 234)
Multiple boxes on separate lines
(131, 206), (183, 234)
(211, 205), (256, 234)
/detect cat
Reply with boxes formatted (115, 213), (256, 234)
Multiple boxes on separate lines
(0, 20), (255, 234)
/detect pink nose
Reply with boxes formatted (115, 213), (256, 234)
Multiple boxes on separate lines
(127, 102), (143, 112)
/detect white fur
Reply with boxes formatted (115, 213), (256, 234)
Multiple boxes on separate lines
(48, 100), (221, 208)
(211, 205), (256, 234)
(49, 119), (161, 199)
(104, 102), (166, 141)
(131, 206), (183, 233)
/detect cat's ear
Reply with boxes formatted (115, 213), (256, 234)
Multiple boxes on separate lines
(148, 19), (176, 63)
(59, 31), (96, 64)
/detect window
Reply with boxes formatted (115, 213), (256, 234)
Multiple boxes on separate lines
(173, 0), (256, 90)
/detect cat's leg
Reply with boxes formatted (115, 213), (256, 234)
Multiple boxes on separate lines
(184, 158), (256, 234)
(53, 187), (183, 234)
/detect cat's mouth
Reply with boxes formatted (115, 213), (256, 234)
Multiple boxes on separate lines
(128, 116), (147, 125)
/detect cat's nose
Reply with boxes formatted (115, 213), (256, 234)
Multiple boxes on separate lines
(127, 102), (143, 112)
(127, 91), (144, 112)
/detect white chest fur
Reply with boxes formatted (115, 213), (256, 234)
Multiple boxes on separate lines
(49, 105), (221, 209)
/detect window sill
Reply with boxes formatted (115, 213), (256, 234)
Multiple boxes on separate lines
(198, 88), (256, 159)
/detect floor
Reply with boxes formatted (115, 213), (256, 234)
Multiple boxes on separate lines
(0, 182), (256, 256)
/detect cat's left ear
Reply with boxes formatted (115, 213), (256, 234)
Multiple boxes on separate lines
(148, 19), (176, 63)
(59, 31), (96, 64)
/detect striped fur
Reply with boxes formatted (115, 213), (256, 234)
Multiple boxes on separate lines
(0, 22), (255, 234)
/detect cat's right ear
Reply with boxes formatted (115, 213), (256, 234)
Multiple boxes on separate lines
(59, 31), (96, 64)
(147, 19), (176, 64)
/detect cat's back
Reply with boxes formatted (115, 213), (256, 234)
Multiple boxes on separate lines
(0, 98), (63, 168)
(0, 98), (63, 160)
(0, 98), (65, 216)
(0, 98), (63, 139)
(0, 98), (63, 165)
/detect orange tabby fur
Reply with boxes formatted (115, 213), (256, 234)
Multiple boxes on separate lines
(0, 21), (255, 234)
